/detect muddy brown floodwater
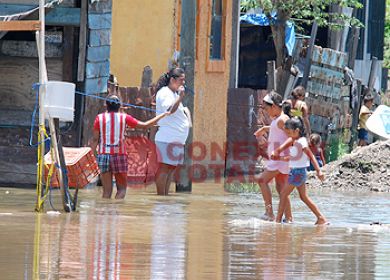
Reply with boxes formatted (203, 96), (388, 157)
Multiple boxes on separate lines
(0, 183), (389, 279)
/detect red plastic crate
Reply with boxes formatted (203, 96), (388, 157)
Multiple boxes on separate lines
(44, 147), (100, 188)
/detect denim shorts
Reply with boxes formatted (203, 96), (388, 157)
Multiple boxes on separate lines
(308, 156), (323, 171)
(288, 167), (307, 187)
(358, 128), (368, 141)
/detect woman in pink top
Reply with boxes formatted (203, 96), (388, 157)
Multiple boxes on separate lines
(254, 91), (292, 222)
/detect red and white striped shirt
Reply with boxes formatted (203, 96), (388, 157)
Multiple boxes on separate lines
(93, 112), (138, 154)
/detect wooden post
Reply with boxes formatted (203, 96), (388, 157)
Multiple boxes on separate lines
(267, 61), (276, 91)
(141, 66), (153, 88)
(328, 4), (342, 51)
(36, 0), (46, 211)
(176, 0), (196, 192)
(229, 0), (240, 88)
(77, 0), (88, 81)
(48, 119), (74, 212)
(347, 27), (360, 70)
(301, 21), (318, 89)
(349, 79), (362, 149)
(368, 57), (379, 90)
(63, 26), (75, 82)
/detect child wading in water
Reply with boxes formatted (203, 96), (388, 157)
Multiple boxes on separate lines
(254, 91), (292, 222)
(272, 117), (327, 225)
(308, 133), (326, 171)
(90, 95), (169, 199)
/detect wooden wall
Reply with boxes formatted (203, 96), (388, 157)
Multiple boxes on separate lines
(0, 55), (62, 186)
(0, 0), (113, 186)
(225, 88), (271, 182)
(81, 0), (112, 146)
(306, 46), (352, 161)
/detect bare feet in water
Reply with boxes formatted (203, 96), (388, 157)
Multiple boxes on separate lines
(261, 213), (275, 222)
(315, 216), (328, 225)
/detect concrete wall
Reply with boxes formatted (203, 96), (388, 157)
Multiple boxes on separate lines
(110, 0), (176, 86)
(193, 0), (233, 168)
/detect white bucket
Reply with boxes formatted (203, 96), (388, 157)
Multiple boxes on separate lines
(44, 81), (75, 122)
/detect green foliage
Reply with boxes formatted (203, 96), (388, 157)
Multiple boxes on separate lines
(384, 0), (390, 68)
(240, 0), (260, 13)
(240, 0), (363, 29)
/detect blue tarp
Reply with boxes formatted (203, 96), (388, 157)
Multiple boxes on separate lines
(240, 13), (296, 56)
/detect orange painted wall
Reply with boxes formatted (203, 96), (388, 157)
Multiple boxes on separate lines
(193, 0), (232, 167)
(110, 0), (177, 86)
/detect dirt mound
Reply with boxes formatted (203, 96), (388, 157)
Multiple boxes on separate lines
(307, 140), (390, 192)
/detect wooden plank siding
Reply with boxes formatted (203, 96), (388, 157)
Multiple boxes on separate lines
(0, 4), (80, 26)
(0, 20), (40, 31)
(226, 88), (269, 182)
(0, 0), (113, 186)
(81, 0), (113, 145)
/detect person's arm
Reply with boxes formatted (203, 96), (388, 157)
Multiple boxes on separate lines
(304, 147), (324, 181)
(136, 112), (170, 129)
(320, 148), (326, 165)
(254, 126), (270, 137)
(302, 102), (311, 135)
(271, 137), (294, 160)
(90, 130), (99, 155)
(168, 86), (185, 114)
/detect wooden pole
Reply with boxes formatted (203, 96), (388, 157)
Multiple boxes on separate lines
(349, 79), (362, 150)
(267, 61), (276, 91)
(53, 118), (74, 212)
(176, 0), (196, 192)
(77, 0), (87, 81)
(368, 57), (379, 90)
(347, 27), (360, 70)
(35, 0), (46, 211)
(301, 21), (318, 89)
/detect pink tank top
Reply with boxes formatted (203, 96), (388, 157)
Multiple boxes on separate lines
(267, 115), (289, 157)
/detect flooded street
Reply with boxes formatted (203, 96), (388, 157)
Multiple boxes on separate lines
(0, 184), (389, 279)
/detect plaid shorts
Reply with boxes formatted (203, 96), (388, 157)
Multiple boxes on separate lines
(97, 154), (128, 174)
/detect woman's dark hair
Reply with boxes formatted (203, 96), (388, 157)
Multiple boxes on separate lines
(291, 86), (306, 99)
(155, 67), (185, 92)
(285, 117), (306, 137)
(268, 90), (283, 107)
(282, 100), (292, 118)
(106, 95), (121, 112)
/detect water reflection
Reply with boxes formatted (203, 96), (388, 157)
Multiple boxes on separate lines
(151, 202), (187, 280)
(0, 187), (389, 279)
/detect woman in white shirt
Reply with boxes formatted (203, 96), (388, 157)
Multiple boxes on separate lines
(154, 68), (190, 195)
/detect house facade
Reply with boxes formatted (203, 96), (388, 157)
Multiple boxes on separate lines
(110, 0), (240, 178)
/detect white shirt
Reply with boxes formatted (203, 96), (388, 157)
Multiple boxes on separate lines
(155, 86), (190, 145)
(289, 137), (310, 168)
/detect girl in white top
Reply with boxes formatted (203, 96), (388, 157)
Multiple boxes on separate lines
(271, 117), (327, 225)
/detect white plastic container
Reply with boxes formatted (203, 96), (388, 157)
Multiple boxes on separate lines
(44, 81), (75, 122)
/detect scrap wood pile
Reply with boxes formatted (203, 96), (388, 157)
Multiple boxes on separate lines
(307, 140), (390, 192)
